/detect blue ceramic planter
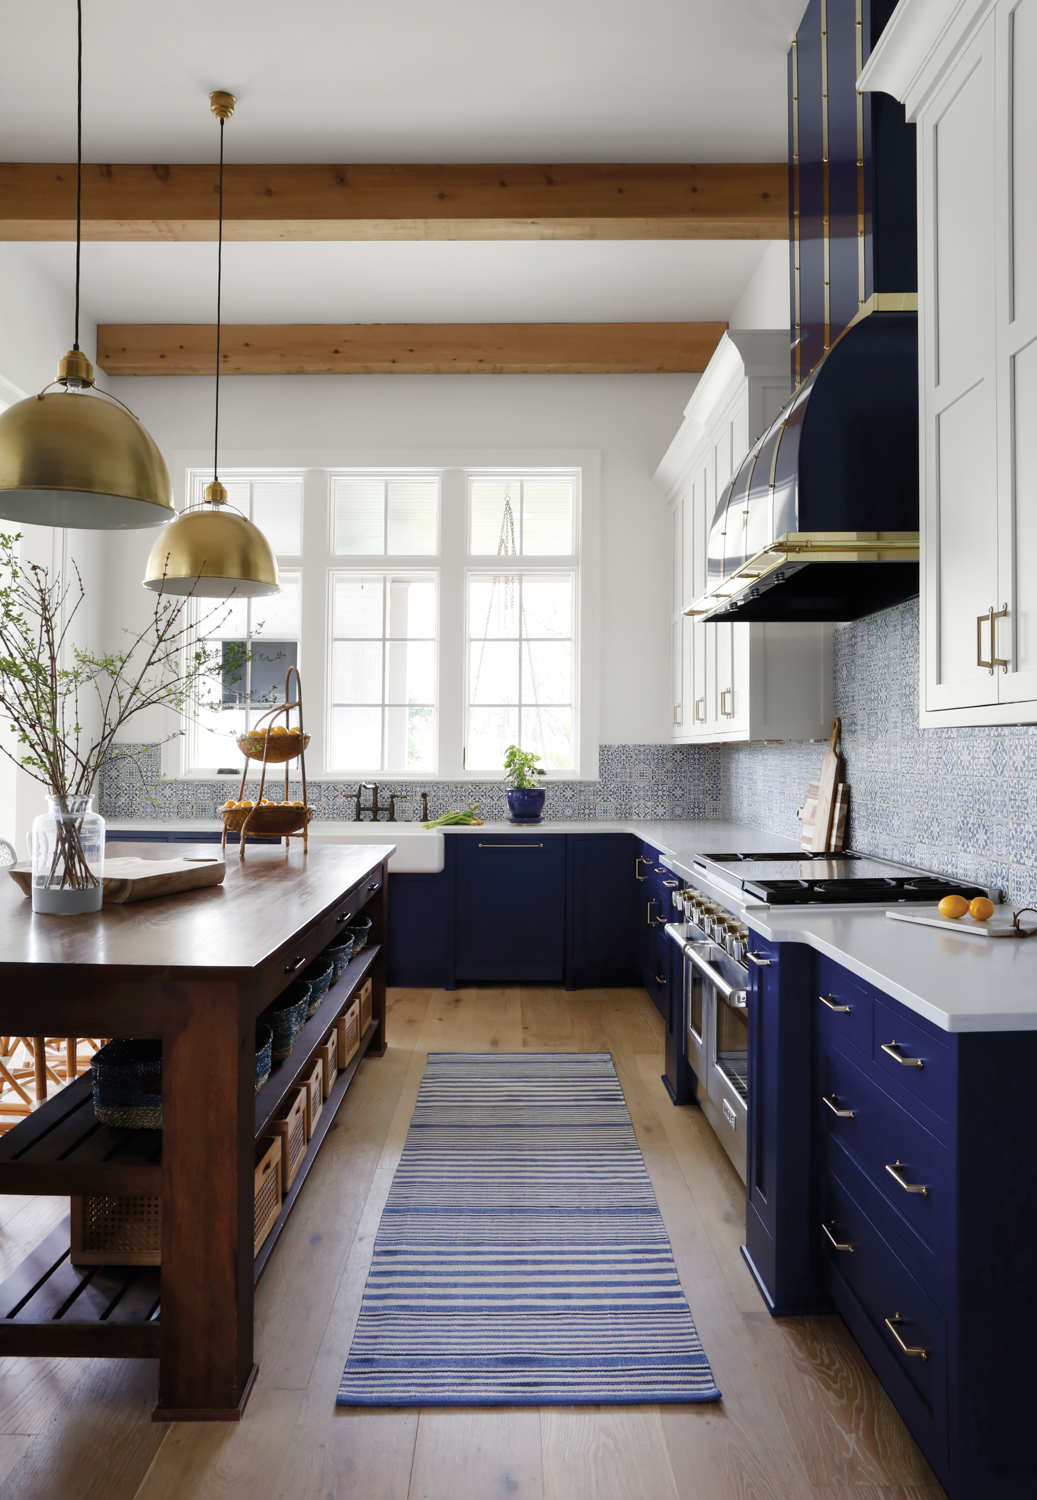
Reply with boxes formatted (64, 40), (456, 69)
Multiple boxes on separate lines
(506, 787), (546, 823)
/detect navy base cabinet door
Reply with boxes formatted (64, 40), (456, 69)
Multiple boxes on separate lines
(386, 872), (452, 987)
(566, 834), (637, 988)
(455, 835), (566, 982)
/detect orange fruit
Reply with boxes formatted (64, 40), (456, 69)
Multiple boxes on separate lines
(271, 725), (289, 735)
(939, 893), (969, 920)
(969, 896), (995, 921)
(240, 800), (253, 809)
(223, 799), (238, 809)
(291, 799), (304, 807)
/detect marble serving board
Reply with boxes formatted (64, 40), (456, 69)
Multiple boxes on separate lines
(886, 905), (1035, 939)
(8, 855), (225, 904)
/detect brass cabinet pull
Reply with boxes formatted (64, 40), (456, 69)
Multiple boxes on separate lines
(885, 1160), (928, 1195)
(648, 899), (661, 927)
(747, 951), (771, 967)
(477, 843), (544, 849)
(823, 1094), (855, 1118)
(655, 974), (667, 985)
(673, 704), (682, 725)
(720, 687), (734, 717)
(663, 879), (679, 888)
(881, 1041), (923, 1068)
(635, 856), (652, 881)
(885, 1313), (929, 1361)
(285, 955), (306, 972)
(822, 1221), (853, 1252)
(977, 605), (1009, 674)
(695, 697), (706, 721)
(820, 993), (852, 1013)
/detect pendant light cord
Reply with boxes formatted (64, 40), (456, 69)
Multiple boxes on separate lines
(213, 116), (224, 485)
(73, 0), (82, 351)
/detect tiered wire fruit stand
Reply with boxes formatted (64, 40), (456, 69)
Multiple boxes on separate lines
(220, 666), (313, 858)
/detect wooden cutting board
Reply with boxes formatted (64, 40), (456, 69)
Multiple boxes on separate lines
(810, 718), (842, 854)
(8, 855), (226, 905)
(886, 905), (1035, 939)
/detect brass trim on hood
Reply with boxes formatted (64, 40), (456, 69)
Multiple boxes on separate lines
(685, 531), (919, 619)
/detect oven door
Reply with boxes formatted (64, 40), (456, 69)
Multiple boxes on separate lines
(683, 941), (709, 1099)
(686, 941), (749, 1181)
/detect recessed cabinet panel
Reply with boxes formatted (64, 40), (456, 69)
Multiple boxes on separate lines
(1005, 337), (1037, 692)
(1011, 0), (1037, 330)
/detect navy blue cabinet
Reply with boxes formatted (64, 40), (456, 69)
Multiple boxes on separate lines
(386, 872), (452, 988)
(455, 835), (566, 983)
(566, 834), (637, 988)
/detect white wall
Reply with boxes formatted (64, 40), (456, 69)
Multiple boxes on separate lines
(729, 240), (791, 330)
(0, 245), (107, 851)
(100, 373), (692, 763)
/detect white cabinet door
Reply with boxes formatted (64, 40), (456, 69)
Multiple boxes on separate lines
(997, 0), (1037, 705)
(921, 12), (1001, 715)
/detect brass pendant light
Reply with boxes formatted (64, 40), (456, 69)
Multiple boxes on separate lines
(143, 92), (279, 598)
(0, 0), (174, 530)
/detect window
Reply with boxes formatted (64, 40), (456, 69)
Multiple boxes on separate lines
(329, 572), (436, 773)
(178, 464), (591, 781)
(185, 477), (302, 773)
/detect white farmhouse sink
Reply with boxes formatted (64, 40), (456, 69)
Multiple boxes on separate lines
(306, 822), (444, 873)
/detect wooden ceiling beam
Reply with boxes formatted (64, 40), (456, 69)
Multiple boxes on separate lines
(1, 163), (787, 241)
(96, 323), (730, 376)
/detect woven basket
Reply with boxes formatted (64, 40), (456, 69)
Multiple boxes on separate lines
(255, 1022), (273, 1093)
(302, 955), (334, 1017)
(325, 933), (354, 979)
(260, 979), (310, 1061)
(92, 1040), (163, 1130)
(236, 729), (310, 763)
(344, 915), (373, 954)
(220, 803), (312, 837)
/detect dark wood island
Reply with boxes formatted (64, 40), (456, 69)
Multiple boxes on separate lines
(0, 840), (390, 1421)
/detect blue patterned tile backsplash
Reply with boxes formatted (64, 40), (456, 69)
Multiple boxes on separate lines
(100, 599), (1035, 902)
(99, 742), (722, 826)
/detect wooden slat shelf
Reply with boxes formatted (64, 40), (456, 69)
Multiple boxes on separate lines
(255, 943), (379, 1136)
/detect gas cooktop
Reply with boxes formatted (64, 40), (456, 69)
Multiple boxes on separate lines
(692, 850), (992, 907)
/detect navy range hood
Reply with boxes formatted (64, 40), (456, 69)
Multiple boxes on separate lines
(688, 297), (919, 624)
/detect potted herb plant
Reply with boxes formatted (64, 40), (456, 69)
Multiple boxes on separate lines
(503, 744), (546, 824)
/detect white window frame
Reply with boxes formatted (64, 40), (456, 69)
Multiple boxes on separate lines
(166, 449), (601, 784)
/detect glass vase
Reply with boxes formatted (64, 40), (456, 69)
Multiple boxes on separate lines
(29, 794), (105, 914)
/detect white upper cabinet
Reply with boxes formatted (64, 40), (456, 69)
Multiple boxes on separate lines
(863, 0), (1037, 724)
(655, 332), (833, 745)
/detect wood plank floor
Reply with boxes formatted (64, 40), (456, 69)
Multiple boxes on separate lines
(0, 987), (946, 1500)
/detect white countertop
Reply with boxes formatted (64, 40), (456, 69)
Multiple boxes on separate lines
(107, 817), (1037, 1032)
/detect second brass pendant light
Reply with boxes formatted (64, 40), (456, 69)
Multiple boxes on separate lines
(143, 92), (279, 598)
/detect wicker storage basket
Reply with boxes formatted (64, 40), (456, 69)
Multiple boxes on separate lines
(269, 1087), (306, 1193)
(302, 955), (333, 1017)
(320, 1027), (338, 1096)
(260, 980), (310, 1062)
(91, 1039), (163, 1130)
(345, 915), (373, 954)
(236, 728), (310, 763)
(301, 1056), (323, 1138)
(337, 998), (360, 1069)
(254, 1137), (282, 1255)
(220, 803), (312, 838)
(255, 1022), (274, 1093)
(358, 978), (373, 1034)
(71, 1140), (284, 1266)
(324, 933), (353, 980)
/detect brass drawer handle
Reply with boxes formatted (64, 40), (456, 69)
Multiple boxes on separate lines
(285, 955), (306, 972)
(881, 1041), (923, 1068)
(663, 879), (679, 888)
(720, 687), (734, 717)
(822, 1221), (853, 1252)
(337, 912), (351, 922)
(884, 1313), (929, 1361)
(885, 1160), (928, 1196)
(747, 951), (771, 967)
(695, 697), (706, 721)
(820, 993), (851, 1013)
(655, 974), (667, 985)
(823, 1094), (854, 1118)
(635, 856), (651, 881)
(477, 843), (544, 849)
(977, 605), (1008, 675)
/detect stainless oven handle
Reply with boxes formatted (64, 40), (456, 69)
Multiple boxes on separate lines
(686, 942), (743, 1003)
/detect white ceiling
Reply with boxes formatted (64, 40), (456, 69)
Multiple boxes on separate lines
(2, 0), (803, 163)
(4, 1), (799, 330)
(28, 240), (774, 324)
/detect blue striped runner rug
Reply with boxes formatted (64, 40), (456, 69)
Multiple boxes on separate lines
(337, 1051), (721, 1406)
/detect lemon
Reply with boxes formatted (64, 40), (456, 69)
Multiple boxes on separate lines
(969, 896), (995, 921)
(223, 799), (238, 809)
(939, 893), (969, 920)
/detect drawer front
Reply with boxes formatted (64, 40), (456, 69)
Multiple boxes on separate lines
(872, 998), (952, 1125)
(815, 956), (874, 1058)
(821, 1164), (948, 1455)
(818, 1045), (953, 1271)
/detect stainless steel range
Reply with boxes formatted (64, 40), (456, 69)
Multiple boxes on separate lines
(665, 851), (993, 1183)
